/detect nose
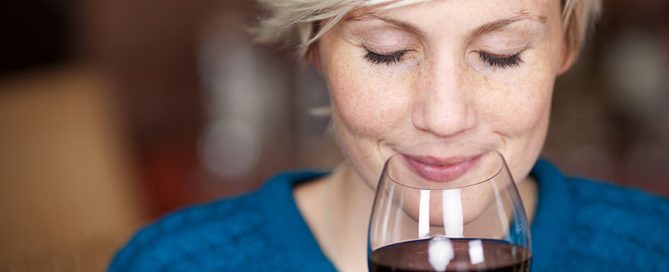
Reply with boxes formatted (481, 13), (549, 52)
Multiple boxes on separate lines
(412, 58), (476, 137)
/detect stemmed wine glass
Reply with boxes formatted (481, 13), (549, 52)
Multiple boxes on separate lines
(368, 141), (531, 272)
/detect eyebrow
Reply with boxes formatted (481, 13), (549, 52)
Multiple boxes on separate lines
(471, 11), (547, 37)
(348, 10), (547, 38)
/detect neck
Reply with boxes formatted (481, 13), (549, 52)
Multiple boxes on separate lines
(294, 162), (375, 271)
(294, 162), (538, 272)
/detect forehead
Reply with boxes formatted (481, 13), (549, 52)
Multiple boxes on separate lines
(347, 0), (559, 31)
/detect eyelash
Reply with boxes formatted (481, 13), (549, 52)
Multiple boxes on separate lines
(364, 50), (408, 65)
(363, 49), (523, 68)
(478, 52), (523, 68)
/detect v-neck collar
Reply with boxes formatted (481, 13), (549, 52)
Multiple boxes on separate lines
(529, 159), (573, 271)
(259, 171), (337, 271)
(259, 159), (570, 271)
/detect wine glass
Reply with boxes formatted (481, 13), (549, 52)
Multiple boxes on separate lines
(367, 141), (531, 272)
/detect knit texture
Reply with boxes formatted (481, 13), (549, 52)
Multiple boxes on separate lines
(109, 160), (669, 271)
(530, 160), (669, 271)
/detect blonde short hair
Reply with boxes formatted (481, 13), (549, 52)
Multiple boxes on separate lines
(255, 0), (602, 59)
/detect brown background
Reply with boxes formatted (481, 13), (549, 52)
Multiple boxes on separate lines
(1, 0), (668, 270)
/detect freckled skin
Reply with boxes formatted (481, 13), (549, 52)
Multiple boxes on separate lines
(318, 0), (569, 192)
(299, 0), (576, 270)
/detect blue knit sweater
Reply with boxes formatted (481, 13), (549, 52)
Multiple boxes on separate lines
(109, 160), (669, 271)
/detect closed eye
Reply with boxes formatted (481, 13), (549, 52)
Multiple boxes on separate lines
(478, 52), (523, 68)
(364, 50), (408, 65)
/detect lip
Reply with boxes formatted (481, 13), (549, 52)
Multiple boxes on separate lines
(402, 153), (482, 182)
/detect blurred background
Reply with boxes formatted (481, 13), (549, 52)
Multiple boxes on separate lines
(1, 0), (668, 270)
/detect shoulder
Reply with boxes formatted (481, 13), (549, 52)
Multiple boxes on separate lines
(565, 176), (669, 215)
(563, 176), (669, 270)
(565, 176), (669, 226)
(532, 160), (669, 270)
(109, 170), (327, 271)
(532, 159), (669, 222)
(109, 191), (270, 271)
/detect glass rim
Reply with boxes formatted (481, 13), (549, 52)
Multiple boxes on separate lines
(383, 149), (507, 191)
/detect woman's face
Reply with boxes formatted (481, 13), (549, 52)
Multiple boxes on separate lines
(317, 0), (569, 195)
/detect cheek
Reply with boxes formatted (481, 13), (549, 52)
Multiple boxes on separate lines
(478, 60), (555, 136)
(489, 27), (565, 135)
(476, 58), (555, 182)
(325, 52), (414, 138)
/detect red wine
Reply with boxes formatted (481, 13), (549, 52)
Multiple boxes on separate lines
(370, 238), (530, 272)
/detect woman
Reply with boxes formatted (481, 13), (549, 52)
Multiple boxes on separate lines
(110, 0), (669, 271)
